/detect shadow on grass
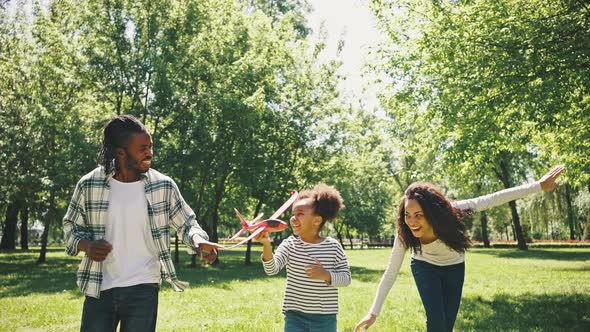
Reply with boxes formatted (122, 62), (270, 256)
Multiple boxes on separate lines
(175, 250), (390, 286)
(471, 248), (590, 262)
(0, 253), (80, 297)
(457, 293), (590, 331)
(349, 266), (393, 283)
(0, 247), (71, 254)
(0, 249), (276, 297)
(1, 248), (392, 297)
(173, 250), (278, 287)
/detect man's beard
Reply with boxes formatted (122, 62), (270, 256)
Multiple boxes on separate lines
(125, 151), (151, 173)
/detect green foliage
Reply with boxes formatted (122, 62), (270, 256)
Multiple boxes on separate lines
(370, 0), (589, 242)
(1, 0), (397, 251)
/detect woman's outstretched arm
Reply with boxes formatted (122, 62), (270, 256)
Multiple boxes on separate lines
(455, 165), (564, 212)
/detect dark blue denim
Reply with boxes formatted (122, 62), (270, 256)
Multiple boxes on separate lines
(80, 283), (159, 332)
(284, 310), (337, 332)
(411, 258), (465, 332)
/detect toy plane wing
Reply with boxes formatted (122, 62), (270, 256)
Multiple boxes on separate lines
(225, 227), (266, 249)
(269, 191), (299, 220)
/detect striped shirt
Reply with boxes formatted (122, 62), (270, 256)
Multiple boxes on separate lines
(63, 166), (209, 298)
(263, 236), (351, 315)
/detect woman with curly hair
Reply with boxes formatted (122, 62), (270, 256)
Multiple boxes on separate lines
(355, 165), (564, 332)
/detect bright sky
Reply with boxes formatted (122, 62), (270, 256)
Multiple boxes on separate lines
(306, 0), (385, 112)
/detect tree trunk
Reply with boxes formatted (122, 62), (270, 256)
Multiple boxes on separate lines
(480, 212), (490, 248)
(0, 200), (21, 250)
(585, 186), (590, 240)
(583, 218), (590, 241)
(496, 159), (527, 250)
(508, 202), (527, 249)
(333, 220), (345, 248)
(38, 193), (55, 264)
(336, 232), (344, 248)
(211, 165), (233, 244)
(190, 254), (197, 268)
(475, 183), (491, 247)
(346, 230), (353, 250)
(245, 199), (264, 266)
(271, 233), (282, 252)
(208, 174), (229, 267)
(211, 188), (223, 243)
(20, 204), (29, 250)
(564, 184), (576, 240)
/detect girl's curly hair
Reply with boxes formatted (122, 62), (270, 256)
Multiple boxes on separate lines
(298, 184), (345, 231)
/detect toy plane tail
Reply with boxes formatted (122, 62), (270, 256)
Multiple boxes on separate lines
(229, 208), (263, 240)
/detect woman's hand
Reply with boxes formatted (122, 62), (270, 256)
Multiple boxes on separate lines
(354, 313), (377, 331)
(539, 165), (565, 191)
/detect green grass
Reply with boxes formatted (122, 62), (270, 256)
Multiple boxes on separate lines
(1, 247), (589, 331)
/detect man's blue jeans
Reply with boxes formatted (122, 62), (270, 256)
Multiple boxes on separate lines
(284, 310), (337, 332)
(80, 283), (159, 332)
(411, 258), (465, 332)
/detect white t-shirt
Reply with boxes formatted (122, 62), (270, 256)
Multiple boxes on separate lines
(369, 181), (542, 315)
(101, 178), (161, 291)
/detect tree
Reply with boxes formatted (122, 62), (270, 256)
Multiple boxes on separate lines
(370, 0), (586, 247)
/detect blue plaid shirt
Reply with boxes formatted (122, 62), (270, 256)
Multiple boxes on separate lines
(63, 166), (209, 298)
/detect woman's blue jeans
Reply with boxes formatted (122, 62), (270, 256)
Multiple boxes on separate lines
(80, 283), (159, 332)
(411, 258), (465, 332)
(284, 310), (337, 332)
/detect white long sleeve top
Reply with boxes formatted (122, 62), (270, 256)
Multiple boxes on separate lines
(369, 181), (542, 315)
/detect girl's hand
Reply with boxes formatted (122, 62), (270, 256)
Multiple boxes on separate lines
(539, 165), (565, 191)
(304, 259), (331, 283)
(354, 313), (377, 332)
(254, 231), (271, 245)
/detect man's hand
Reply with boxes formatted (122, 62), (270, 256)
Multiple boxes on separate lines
(80, 239), (112, 262)
(354, 313), (377, 332)
(198, 243), (218, 265)
(539, 165), (565, 192)
(304, 259), (331, 283)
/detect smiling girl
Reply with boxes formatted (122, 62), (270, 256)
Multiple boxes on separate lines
(256, 184), (351, 332)
(355, 165), (564, 332)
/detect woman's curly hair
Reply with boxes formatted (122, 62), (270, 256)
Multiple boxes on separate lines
(397, 182), (472, 254)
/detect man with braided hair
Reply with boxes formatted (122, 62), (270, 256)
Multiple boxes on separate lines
(63, 114), (217, 332)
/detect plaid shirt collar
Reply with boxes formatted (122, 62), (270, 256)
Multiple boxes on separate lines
(64, 166), (202, 298)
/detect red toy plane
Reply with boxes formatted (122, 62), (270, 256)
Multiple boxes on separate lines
(224, 190), (299, 249)
(197, 191), (299, 250)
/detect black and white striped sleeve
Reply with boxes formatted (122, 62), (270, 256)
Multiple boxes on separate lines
(262, 238), (290, 275)
(327, 242), (351, 287)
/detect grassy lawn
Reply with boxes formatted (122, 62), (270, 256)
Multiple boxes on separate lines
(1, 246), (589, 331)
